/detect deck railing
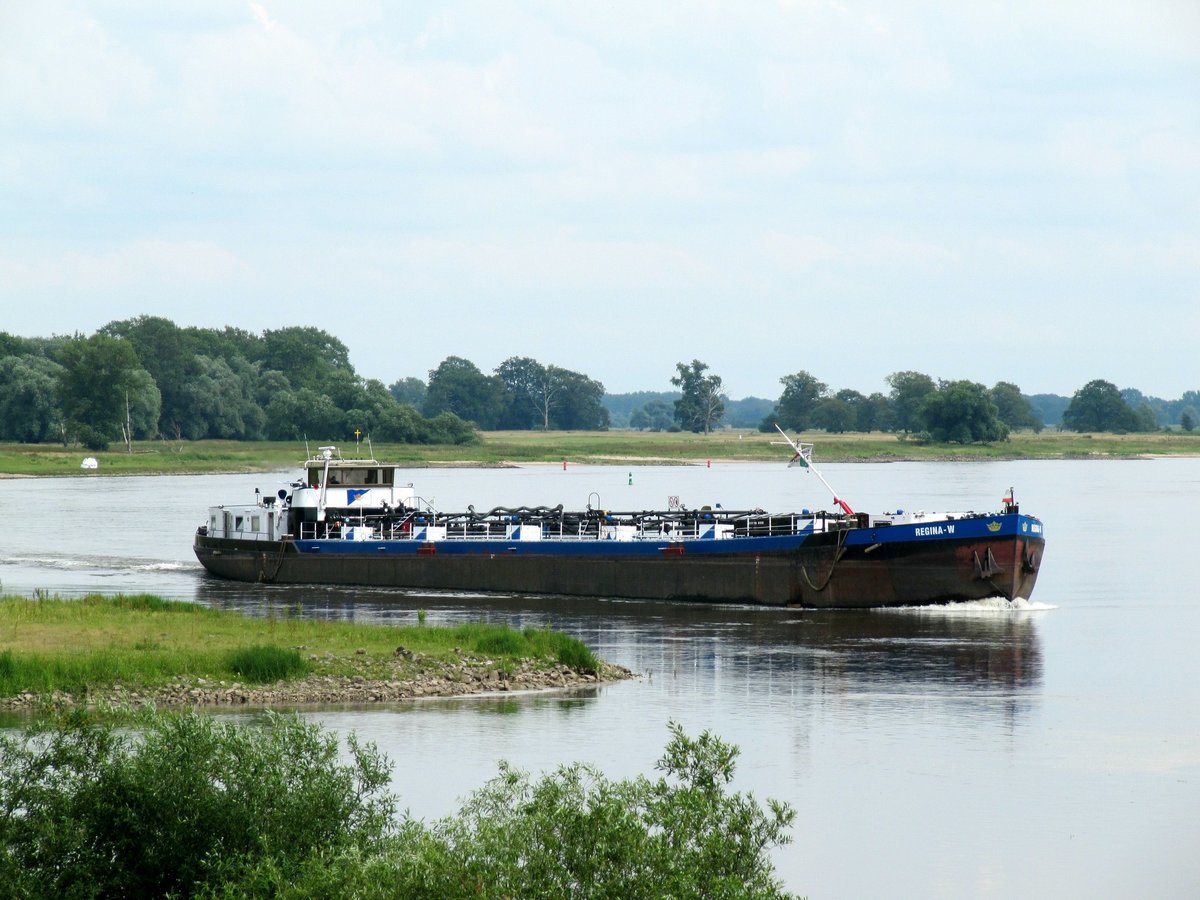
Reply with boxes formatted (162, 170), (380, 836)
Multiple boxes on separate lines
(295, 510), (839, 542)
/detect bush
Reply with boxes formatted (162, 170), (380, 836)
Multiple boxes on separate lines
(0, 710), (394, 898)
(350, 722), (798, 899)
(523, 626), (599, 673)
(72, 423), (110, 451)
(226, 644), (308, 683)
(472, 628), (527, 657)
(424, 411), (480, 445)
(0, 715), (797, 899)
(552, 637), (598, 673)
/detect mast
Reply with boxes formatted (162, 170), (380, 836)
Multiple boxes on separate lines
(317, 446), (335, 521)
(773, 425), (855, 515)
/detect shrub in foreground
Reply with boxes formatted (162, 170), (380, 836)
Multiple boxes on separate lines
(0, 714), (796, 899)
(385, 722), (798, 899)
(0, 710), (393, 898)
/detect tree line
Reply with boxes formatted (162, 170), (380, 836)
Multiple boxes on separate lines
(0, 317), (1194, 448)
(0, 318), (608, 450)
(646, 362), (1191, 443)
(0, 318), (479, 450)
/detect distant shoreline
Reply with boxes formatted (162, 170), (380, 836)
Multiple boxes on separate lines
(7, 454), (1197, 479)
(2, 431), (1199, 477)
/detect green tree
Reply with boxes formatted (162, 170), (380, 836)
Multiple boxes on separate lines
(834, 389), (868, 431)
(602, 391), (680, 428)
(336, 380), (407, 443)
(359, 378), (400, 421)
(1180, 409), (1196, 432)
(920, 380), (1009, 443)
(182, 325), (264, 373)
(254, 368), (293, 408)
(123, 368), (163, 443)
(858, 391), (895, 432)
(1132, 403), (1158, 433)
(496, 356), (556, 429)
(1120, 388), (1166, 428)
(424, 356), (504, 429)
(101, 315), (189, 436)
(630, 399), (675, 431)
(1175, 391), (1200, 428)
(55, 334), (156, 448)
(0, 331), (41, 358)
(671, 360), (725, 434)
(550, 368), (608, 430)
(812, 397), (856, 433)
(372, 403), (429, 443)
(263, 388), (344, 441)
(388, 376), (426, 409)
(1062, 379), (1138, 432)
(227, 357), (268, 439)
(764, 370), (827, 432)
(174, 355), (263, 440)
(0, 355), (63, 442)
(886, 370), (937, 433)
(1027, 393), (1070, 428)
(261, 326), (354, 394)
(990, 381), (1043, 433)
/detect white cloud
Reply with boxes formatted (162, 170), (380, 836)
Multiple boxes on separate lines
(0, 6), (156, 127)
(249, 2), (276, 33)
(393, 233), (715, 294)
(761, 232), (842, 270)
(0, 240), (249, 293)
(1050, 120), (1130, 178)
(1, 1), (1197, 397)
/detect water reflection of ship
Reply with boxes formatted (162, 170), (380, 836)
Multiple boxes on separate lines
(768, 609), (1041, 691)
(193, 582), (1042, 694)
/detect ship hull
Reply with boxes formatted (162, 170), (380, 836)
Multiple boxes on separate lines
(194, 513), (1044, 609)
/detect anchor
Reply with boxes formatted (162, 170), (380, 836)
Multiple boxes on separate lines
(973, 547), (1004, 580)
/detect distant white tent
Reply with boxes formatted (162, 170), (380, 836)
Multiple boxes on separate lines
(80, 457), (99, 469)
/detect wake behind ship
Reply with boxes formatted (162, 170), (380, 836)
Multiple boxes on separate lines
(194, 442), (1044, 609)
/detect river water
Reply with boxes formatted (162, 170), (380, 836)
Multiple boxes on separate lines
(1, 459), (1197, 899)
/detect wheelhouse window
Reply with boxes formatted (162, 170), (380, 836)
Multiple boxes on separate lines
(306, 466), (393, 486)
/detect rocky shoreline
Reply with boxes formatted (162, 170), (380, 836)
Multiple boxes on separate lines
(2, 650), (638, 712)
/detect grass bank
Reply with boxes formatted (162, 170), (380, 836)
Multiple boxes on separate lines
(2, 429), (1198, 477)
(0, 593), (603, 703)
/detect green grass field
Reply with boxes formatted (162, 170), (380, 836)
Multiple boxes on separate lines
(1, 429), (1197, 477)
(0, 594), (598, 698)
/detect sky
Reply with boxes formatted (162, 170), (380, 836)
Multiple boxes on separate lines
(1, 1), (1198, 401)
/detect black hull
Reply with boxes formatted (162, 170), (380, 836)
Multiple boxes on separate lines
(194, 532), (1043, 610)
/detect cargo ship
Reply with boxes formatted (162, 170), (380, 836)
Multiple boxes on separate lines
(193, 437), (1044, 609)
